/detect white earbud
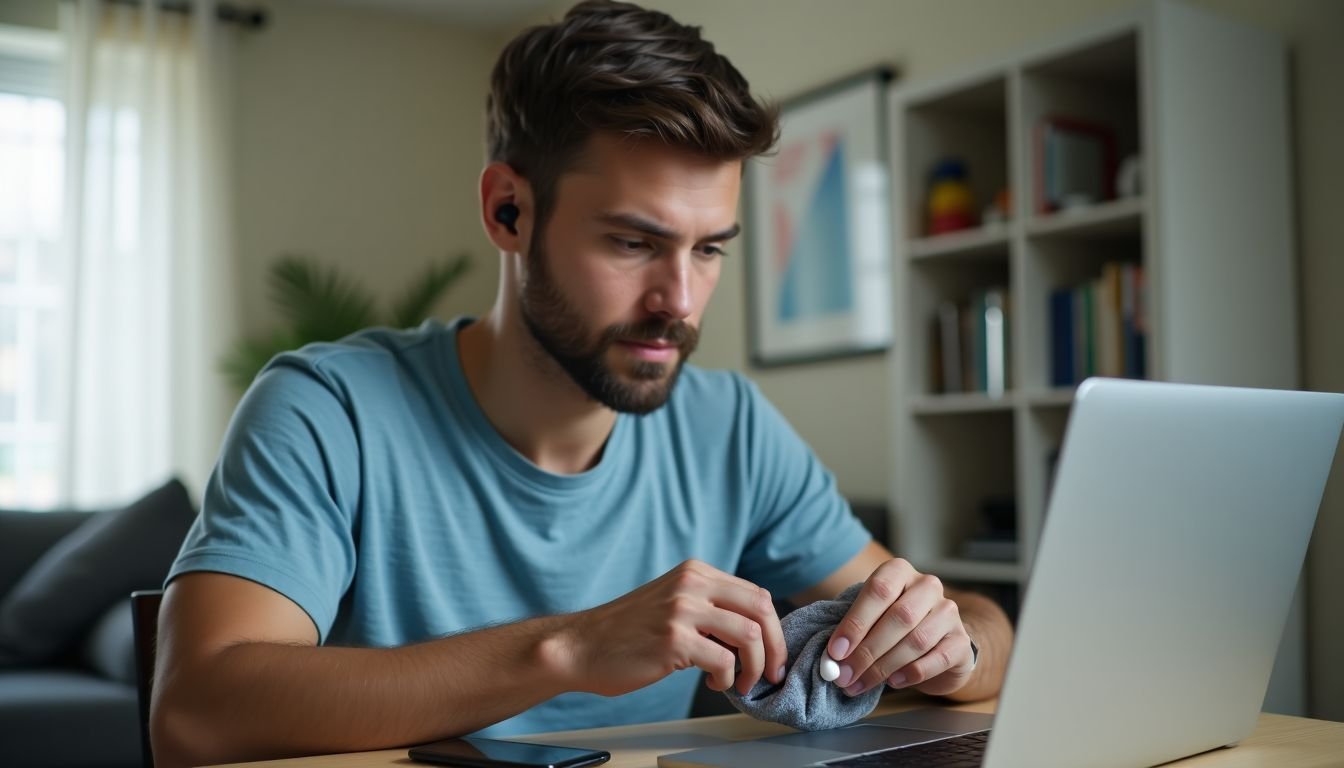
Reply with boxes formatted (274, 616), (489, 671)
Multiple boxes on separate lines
(819, 653), (841, 682)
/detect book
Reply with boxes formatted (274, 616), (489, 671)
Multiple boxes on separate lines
(1133, 264), (1148, 378)
(929, 289), (1011, 395)
(962, 299), (979, 394)
(936, 301), (962, 393)
(930, 314), (944, 393)
(983, 288), (1008, 397)
(1035, 116), (1119, 213)
(1098, 263), (1123, 377)
(973, 291), (987, 392)
(1049, 288), (1075, 387)
(1076, 281), (1095, 382)
(1047, 261), (1147, 387)
(1121, 263), (1146, 378)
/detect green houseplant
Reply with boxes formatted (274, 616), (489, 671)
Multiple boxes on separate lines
(222, 253), (471, 392)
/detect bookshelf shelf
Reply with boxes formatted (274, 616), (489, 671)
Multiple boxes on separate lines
(910, 392), (1015, 415)
(909, 224), (1011, 260)
(886, 0), (1297, 615)
(1026, 196), (1144, 239)
(925, 558), (1021, 585)
(1024, 388), (1076, 408)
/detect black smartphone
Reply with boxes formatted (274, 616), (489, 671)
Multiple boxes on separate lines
(408, 736), (610, 768)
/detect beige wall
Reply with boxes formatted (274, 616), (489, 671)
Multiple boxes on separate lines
(232, 0), (501, 343)
(0, 0), (57, 30)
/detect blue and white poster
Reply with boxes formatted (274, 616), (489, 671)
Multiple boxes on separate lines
(747, 69), (894, 366)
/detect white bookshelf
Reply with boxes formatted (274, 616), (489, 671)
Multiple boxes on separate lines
(909, 224), (1012, 261)
(886, 0), (1299, 706)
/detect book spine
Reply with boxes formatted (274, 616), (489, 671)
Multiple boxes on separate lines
(1135, 265), (1148, 378)
(961, 300), (978, 394)
(977, 291), (989, 392)
(1095, 274), (1110, 378)
(1121, 264), (1140, 378)
(1082, 282), (1096, 379)
(930, 314), (944, 393)
(938, 301), (962, 393)
(1101, 263), (1122, 377)
(984, 288), (1007, 397)
(1050, 289), (1074, 387)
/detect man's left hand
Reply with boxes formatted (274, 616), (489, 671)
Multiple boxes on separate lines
(826, 558), (976, 697)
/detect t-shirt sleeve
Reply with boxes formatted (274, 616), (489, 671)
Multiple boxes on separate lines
(733, 376), (872, 600)
(167, 357), (360, 642)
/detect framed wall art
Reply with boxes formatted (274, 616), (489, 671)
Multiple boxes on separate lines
(745, 66), (896, 367)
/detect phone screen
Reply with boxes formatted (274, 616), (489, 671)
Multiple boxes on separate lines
(408, 736), (611, 768)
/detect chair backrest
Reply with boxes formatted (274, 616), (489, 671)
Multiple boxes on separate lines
(131, 590), (164, 768)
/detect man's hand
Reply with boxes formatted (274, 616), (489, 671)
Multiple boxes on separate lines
(551, 560), (788, 697)
(825, 558), (976, 697)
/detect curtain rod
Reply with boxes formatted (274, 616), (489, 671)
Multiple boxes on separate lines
(97, 0), (269, 30)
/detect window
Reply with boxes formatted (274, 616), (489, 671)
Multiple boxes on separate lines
(0, 24), (64, 507)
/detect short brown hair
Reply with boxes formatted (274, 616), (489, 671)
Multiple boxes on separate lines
(485, 0), (778, 228)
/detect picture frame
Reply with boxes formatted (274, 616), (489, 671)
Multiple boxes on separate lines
(1034, 115), (1118, 213)
(745, 66), (896, 367)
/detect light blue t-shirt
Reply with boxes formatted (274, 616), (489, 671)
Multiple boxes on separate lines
(169, 317), (870, 736)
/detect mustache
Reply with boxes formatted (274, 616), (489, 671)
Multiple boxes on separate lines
(601, 318), (699, 352)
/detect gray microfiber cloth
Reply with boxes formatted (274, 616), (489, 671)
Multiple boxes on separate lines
(724, 582), (883, 730)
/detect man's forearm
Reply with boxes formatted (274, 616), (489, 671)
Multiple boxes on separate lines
(943, 589), (1013, 702)
(152, 613), (577, 768)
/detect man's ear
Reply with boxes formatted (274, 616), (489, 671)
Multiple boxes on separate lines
(480, 162), (533, 252)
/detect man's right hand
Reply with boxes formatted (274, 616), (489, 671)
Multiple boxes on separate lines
(548, 560), (788, 697)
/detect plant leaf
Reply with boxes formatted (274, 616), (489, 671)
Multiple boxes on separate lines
(388, 253), (471, 329)
(221, 251), (474, 393)
(269, 255), (378, 342)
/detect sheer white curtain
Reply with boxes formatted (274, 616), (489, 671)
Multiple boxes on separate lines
(58, 0), (236, 507)
(0, 23), (65, 508)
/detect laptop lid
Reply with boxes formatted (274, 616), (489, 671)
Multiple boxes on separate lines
(658, 379), (1344, 768)
(983, 378), (1344, 767)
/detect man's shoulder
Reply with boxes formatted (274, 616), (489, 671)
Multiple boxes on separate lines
(260, 319), (455, 389)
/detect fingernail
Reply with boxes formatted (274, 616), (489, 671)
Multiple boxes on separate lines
(836, 664), (854, 687)
(776, 665), (787, 682)
(831, 636), (850, 659)
(888, 672), (908, 688)
(844, 681), (868, 697)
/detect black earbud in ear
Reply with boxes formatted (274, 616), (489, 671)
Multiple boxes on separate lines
(494, 203), (520, 235)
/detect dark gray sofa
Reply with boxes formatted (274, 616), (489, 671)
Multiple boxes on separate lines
(0, 479), (196, 768)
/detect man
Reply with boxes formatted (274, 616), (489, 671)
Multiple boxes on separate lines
(152, 2), (1012, 766)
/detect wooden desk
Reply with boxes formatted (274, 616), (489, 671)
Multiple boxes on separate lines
(210, 695), (1344, 768)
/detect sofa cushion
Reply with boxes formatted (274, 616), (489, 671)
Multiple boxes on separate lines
(0, 478), (195, 666)
(81, 598), (136, 686)
(0, 668), (141, 768)
(0, 510), (94, 599)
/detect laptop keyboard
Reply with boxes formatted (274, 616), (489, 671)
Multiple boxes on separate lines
(824, 730), (988, 767)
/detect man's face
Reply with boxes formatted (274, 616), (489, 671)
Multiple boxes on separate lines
(519, 134), (742, 415)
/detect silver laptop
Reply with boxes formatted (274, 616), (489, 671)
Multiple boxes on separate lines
(660, 378), (1344, 768)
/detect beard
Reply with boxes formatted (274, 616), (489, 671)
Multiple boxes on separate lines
(518, 239), (699, 416)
